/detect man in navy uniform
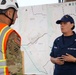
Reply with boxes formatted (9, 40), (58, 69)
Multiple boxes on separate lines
(50, 14), (76, 75)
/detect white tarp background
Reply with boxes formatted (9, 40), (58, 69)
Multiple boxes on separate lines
(12, 1), (76, 75)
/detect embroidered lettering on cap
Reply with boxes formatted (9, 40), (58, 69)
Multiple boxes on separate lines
(65, 15), (68, 18)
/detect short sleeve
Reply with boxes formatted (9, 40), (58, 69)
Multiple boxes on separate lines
(6, 31), (23, 74)
(50, 39), (58, 57)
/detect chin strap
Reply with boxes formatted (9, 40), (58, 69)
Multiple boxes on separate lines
(4, 9), (16, 26)
(9, 10), (15, 27)
(0, 8), (16, 26)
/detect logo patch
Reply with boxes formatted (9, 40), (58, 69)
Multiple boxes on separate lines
(14, 38), (20, 46)
(1, 0), (6, 4)
(68, 48), (76, 50)
(54, 46), (57, 49)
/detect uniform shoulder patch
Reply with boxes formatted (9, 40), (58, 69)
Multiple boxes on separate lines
(8, 31), (21, 46)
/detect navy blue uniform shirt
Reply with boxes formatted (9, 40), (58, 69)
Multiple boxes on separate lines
(50, 32), (76, 75)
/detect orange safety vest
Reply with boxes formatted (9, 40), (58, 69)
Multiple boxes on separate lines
(0, 23), (21, 75)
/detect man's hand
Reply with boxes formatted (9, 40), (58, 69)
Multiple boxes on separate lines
(62, 53), (76, 62)
(55, 57), (64, 65)
(50, 57), (64, 65)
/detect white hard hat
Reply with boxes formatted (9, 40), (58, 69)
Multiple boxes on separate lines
(0, 0), (19, 10)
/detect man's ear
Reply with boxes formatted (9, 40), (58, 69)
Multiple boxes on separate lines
(5, 10), (10, 16)
(71, 23), (75, 30)
(5, 9), (13, 17)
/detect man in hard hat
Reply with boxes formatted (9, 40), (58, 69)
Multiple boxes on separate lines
(0, 0), (23, 75)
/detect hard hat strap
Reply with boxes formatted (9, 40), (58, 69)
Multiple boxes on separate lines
(3, 8), (16, 26)
(9, 9), (16, 26)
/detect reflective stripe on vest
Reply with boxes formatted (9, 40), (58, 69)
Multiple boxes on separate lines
(0, 26), (9, 60)
(0, 25), (14, 75)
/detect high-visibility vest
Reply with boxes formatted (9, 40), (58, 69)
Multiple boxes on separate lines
(0, 23), (21, 75)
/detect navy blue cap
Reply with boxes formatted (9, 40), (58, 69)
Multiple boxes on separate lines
(56, 15), (75, 24)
